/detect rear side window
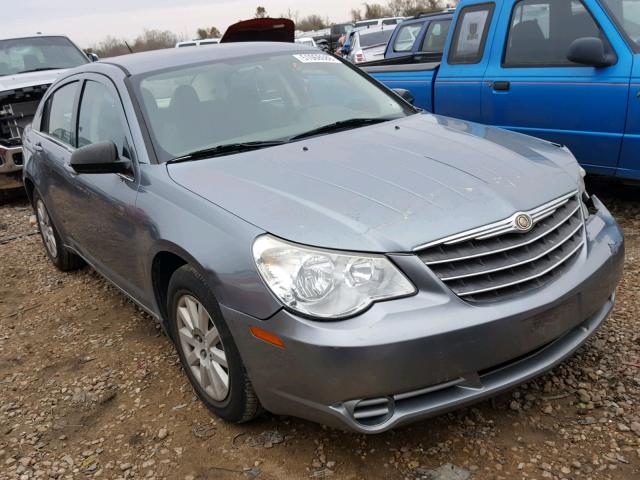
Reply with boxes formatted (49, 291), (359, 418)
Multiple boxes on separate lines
(42, 82), (78, 146)
(448, 3), (495, 64)
(503, 0), (614, 67)
(359, 29), (394, 48)
(77, 81), (128, 157)
(421, 20), (452, 53)
(394, 24), (423, 52)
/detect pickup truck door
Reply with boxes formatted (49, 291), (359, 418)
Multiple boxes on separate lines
(618, 54), (640, 180)
(481, 0), (632, 176)
(435, 2), (502, 122)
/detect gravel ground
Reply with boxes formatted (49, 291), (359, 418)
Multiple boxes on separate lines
(0, 180), (638, 480)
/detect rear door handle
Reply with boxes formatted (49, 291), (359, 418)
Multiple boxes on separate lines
(34, 142), (44, 152)
(492, 81), (511, 91)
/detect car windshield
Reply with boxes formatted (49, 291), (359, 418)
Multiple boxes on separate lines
(601, 0), (640, 48)
(134, 51), (412, 161)
(0, 36), (88, 77)
(359, 29), (395, 48)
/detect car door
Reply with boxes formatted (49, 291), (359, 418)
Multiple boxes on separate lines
(35, 79), (82, 239)
(436, 2), (500, 122)
(482, 0), (632, 176)
(65, 74), (149, 301)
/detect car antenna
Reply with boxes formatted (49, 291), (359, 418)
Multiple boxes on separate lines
(124, 41), (134, 53)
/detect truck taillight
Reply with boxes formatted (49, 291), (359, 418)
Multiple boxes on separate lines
(355, 51), (365, 63)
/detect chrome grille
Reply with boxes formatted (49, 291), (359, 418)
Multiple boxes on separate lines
(417, 191), (585, 302)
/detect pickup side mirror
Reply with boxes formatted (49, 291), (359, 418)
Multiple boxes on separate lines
(567, 37), (615, 68)
(70, 141), (130, 174)
(88, 53), (99, 62)
(393, 88), (415, 105)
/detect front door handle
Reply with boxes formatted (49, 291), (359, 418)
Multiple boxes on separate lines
(492, 81), (511, 91)
(34, 142), (44, 152)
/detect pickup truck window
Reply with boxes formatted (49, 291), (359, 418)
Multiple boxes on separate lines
(601, 0), (640, 51)
(448, 3), (495, 64)
(394, 24), (422, 52)
(504, 0), (612, 66)
(421, 20), (452, 52)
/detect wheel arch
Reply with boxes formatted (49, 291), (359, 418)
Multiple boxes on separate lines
(150, 242), (217, 331)
(23, 176), (35, 207)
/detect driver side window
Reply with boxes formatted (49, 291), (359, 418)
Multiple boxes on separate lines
(77, 80), (129, 158)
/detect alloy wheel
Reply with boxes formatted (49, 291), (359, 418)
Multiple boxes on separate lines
(176, 294), (230, 401)
(36, 199), (57, 259)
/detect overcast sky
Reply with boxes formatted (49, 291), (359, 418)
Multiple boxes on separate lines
(3, 0), (361, 47)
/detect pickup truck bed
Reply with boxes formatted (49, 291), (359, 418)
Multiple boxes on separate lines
(364, 63), (440, 112)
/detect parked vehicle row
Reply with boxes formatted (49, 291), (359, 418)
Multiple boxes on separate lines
(0, 34), (93, 193)
(344, 26), (397, 63)
(363, 0), (640, 181)
(23, 42), (624, 433)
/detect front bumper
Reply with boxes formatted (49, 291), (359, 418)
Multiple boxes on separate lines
(224, 197), (624, 433)
(0, 145), (24, 190)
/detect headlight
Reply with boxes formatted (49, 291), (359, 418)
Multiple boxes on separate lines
(252, 235), (416, 319)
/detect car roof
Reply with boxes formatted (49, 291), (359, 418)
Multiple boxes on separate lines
(98, 42), (311, 76)
(398, 11), (454, 26)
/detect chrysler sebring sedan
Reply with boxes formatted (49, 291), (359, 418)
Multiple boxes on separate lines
(22, 43), (624, 433)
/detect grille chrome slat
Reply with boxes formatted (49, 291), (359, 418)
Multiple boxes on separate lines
(456, 240), (584, 297)
(422, 201), (581, 266)
(439, 221), (584, 281)
(417, 192), (586, 302)
(414, 190), (577, 250)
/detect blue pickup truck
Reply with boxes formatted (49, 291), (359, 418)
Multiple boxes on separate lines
(363, 0), (640, 181)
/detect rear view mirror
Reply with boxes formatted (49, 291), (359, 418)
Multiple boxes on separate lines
(567, 37), (615, 68)
(88, 53), (100, 62)
(393, 88), (415, 105)
(70, 141), (130, 174)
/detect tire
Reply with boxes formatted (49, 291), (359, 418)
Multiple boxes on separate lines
(167, 265), (262, 423)
(33, 191), (84, 271)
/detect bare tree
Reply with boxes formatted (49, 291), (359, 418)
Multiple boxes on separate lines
(255, 6), (267, 18)
(132, 29), (179, 51)
(297, 14), (327, 31)
(196, 26), (221, 39)
(387, 0), (441, 16)
(350, 8), (363, 21)
(281, 8), (299, 23)
(91, 29), (180, 58)
(363, 3), (392, 19)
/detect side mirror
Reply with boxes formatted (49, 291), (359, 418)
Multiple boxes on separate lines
(393, 88), (415, 105)
(88, 53), (99, 62)
(70, 141), (130, 174)
(567, 37), (615, 68)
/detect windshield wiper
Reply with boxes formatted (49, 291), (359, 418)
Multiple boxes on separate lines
(167, 140), (288, 163)
(288, 118), (391, 141)
(15, 67), (64, 74)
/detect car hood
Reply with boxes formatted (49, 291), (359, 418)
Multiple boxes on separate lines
(0, 69), (69, 93)
(167, 114), (582, 253)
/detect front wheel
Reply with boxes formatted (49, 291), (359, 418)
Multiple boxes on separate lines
(167, 265), (262, 423)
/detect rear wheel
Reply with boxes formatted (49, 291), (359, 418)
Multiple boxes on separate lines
(33, 192), (84, 271)
(167, 265), (262, 423)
